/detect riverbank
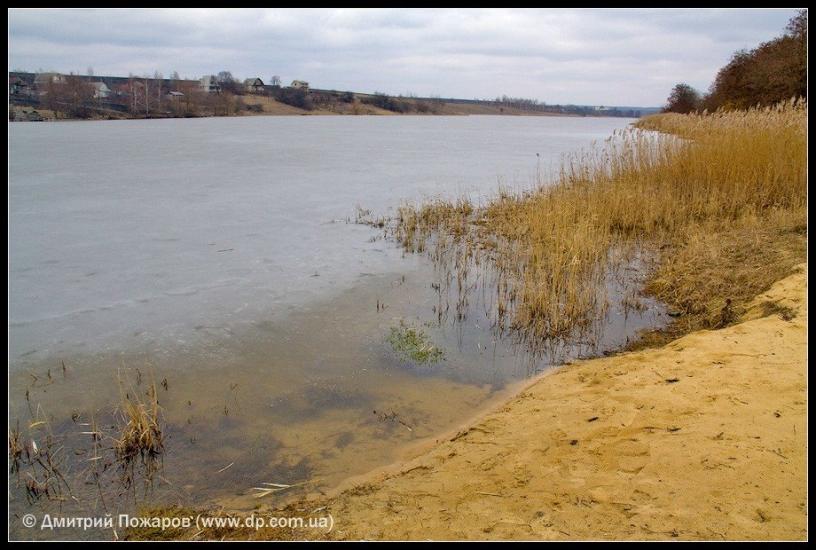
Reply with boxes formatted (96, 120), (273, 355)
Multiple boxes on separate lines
(320, 266), (807, 540)
(128, 264), (807, 540)
(239, 95), (584, 117)
(8, 97), (619, 122)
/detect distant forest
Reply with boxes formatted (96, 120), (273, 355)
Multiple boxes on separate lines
(663, 10), (807, 113)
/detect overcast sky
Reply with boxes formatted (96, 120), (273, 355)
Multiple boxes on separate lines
(8, 8), (800, 106)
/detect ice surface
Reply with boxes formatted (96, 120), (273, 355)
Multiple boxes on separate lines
(9, 115), (635, 364)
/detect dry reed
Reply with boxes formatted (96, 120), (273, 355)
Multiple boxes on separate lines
(394, 99), (807, 348)
(115, 377), (165, 489)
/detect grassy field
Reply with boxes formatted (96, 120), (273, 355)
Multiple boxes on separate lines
(241, 94), (397, 116)
(394, 100), (807, 349)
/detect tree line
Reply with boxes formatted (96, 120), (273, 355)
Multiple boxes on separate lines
(663, 10), (806, 113)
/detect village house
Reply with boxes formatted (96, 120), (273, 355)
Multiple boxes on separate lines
(290, 80), (309, 90)
(243, 77), (265, 93)
(166, 90), (185, 101)
(91, 81), (111, 99)
(199, 75), (221, 93)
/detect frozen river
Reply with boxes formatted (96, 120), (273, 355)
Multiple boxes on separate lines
(10, 114), (635, 364)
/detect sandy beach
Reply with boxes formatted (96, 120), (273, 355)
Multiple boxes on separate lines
(314, 265), (807, 540)
(137, 264), (806, 541)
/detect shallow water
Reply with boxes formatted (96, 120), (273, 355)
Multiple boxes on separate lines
(9, 115), (666, 539)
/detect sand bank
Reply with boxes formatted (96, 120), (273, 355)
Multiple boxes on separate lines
(130, 265), (806, 541)
(318, 265), (807, 540)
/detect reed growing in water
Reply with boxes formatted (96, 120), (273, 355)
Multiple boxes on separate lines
(115, 378), (165, 490)
(395, 100), (807, 348)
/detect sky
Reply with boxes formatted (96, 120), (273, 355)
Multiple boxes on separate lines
(8, 8), (801, 107)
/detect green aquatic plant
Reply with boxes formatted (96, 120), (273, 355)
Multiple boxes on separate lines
(388, 322), (445, 365)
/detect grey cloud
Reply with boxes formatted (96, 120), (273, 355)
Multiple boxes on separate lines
(9, 8), (799, 106)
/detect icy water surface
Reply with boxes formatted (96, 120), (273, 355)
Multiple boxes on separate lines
(9, 115), (666, 539)
(10, 115), (637, 362)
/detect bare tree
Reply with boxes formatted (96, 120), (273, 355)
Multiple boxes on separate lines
(144, 76), (150, 116)
(154, 71), (164, 111)
(216, 70), (240, 94)
(44, 75), (95, 118)
(127, 75), (152, 117)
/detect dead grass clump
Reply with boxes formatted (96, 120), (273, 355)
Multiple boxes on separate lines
(115, 379), (165, 489)
(394, 197), (474, 253)
(757, 301), (798, 322)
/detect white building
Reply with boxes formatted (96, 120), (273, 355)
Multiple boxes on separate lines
(91, 81), (110, 99)
(200, 75), (221, 93)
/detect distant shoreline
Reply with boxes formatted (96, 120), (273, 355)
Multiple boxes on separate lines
(9, 100), (633, 122)
(9, 71), (653, 122)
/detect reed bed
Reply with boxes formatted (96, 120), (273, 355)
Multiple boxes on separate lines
(394, 99), (807, 348)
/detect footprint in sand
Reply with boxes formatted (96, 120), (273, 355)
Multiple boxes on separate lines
(606, 438), (651, 474)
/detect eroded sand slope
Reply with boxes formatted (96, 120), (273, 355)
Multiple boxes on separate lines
(325, 265), (807, 540)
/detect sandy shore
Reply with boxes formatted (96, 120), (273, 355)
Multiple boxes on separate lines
(312, 264), (807, 540)
(129, 265), (806, 541)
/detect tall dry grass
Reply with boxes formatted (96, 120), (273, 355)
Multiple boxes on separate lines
(395, 99), (807, 348)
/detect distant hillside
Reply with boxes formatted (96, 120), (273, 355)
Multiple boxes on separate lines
(9, 71), (657, 120)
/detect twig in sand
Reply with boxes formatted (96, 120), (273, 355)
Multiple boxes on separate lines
(251, 479), (314, 498)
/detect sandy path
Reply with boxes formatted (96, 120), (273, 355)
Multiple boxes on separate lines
(320, 265), (807, 540)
